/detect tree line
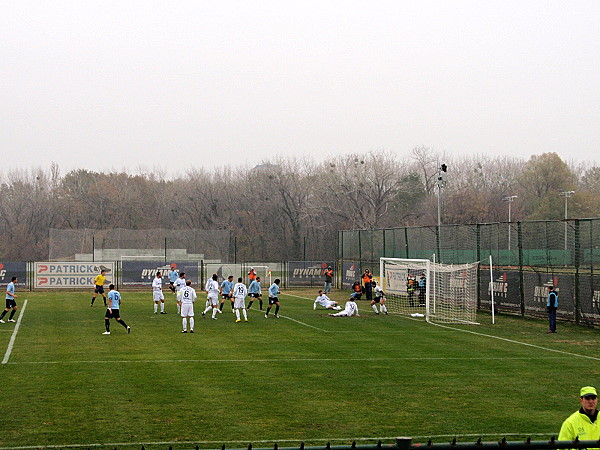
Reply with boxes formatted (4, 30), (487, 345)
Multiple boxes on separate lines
(1, 149), (598, 262)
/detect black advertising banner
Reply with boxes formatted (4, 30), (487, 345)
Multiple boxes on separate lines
(288, 261), (334, 287)
(0, 262), (27, 288)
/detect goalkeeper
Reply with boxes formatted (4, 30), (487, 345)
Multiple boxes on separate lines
(370, 281), (388, 315)
(314, 290), (341, 310)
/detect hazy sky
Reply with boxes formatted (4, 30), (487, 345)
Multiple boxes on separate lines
(1, 0), (599, 176)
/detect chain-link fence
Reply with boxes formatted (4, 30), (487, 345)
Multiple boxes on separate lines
(339, 218), (600, 326)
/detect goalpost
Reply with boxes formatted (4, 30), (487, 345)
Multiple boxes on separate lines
(380, 257), (480, 324)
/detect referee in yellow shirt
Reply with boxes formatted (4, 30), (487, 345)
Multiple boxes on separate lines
(91, 269), (107, 307)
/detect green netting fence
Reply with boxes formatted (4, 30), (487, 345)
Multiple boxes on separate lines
(339, 218), (600, 326)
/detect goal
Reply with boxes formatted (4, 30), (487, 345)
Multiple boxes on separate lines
(379, 257), (480, 324)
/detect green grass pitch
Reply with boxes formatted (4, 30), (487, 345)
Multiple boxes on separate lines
(1, 287), (600, 449)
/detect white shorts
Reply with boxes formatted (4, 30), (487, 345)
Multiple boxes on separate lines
(208, 294), (219, 306)
(153, 291), (164, 302)
(181, 303), (194, 317)
(234, 297), (246, 309)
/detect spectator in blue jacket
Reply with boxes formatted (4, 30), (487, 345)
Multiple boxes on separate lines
(547, 286), (558, 333)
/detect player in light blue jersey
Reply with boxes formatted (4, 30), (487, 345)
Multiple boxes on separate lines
(247, 276), (263, 310)
(103, 284), (131, 335)
(220, 275), (234, 312)
(167, 265), (179, 293)
(0, 277), (19, 324)
(265, 279), (281, 318)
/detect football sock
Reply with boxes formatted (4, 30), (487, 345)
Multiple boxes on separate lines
(154, 303), (158, 313)
(160, 302), (165, 313)
(259, 299), (263, 309)
(189, 318), (194, 330)
(117, 319), (128, 328)
(372, 304), (379, 313)
(381, 304), (388, 313)
(182, 318), (187, 331)
(105, 319), (110, 332)
(91, 297), (95, 305)
(235, 309), (240, 320)
(247, 301), (254, 309)
(212, 308), (217, 319)
(219, 302), (224, 311)
(0, 310), (7, 320)
(242, 309), (248, 320)
(265, 307), (271, 316)
(203, 306), (212, 315)
(275, 305), (280, 315)
(9, 310), (16, 320)
(103, 296), (107, 306)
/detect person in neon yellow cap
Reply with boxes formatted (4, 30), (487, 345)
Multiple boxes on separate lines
(559, 386), (600, 447)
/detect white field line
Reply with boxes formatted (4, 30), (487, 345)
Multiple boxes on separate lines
(6, 355), (573, 366)
(0, 433), (555, 450)
(284, 292), (600, 361)
(1, 299), (27, 365)
(429, 321), (600, 361)
(278, 314), (330, 332)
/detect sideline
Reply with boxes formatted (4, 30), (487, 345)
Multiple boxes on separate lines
(1, 299), (28, 365)
(0, 433), (555, 450)
(6, 355), (572, 366)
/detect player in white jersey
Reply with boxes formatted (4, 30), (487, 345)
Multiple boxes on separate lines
(313, 290), (341, 310)
(174, 272), (187, 314)
(152, 272), (166, 314)
(371, 281), (388, 315)
(178, 279), (197, 333)
(202, 273), (222, 320)
(329, 298), (360, 317)
(232, 277), (248, 323)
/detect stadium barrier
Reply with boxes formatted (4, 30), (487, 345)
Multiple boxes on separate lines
(83, 438), (600, 450)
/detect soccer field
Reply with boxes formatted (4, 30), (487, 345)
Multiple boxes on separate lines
(1, 288), (599, 449)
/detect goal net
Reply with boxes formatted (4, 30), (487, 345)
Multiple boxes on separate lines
(379, 257), (480, 324)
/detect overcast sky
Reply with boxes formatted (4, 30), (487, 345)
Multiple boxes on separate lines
(1, 0), (599, 176)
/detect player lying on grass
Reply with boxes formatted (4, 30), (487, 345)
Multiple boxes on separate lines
(329, 297), (360, 317)
(314, 290), (341, 310)
(371, 281), (388, 315)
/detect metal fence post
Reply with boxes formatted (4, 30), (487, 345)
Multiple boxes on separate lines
(575, 219), (581, 325)
(476, 224), (481, 309)
(518, 221), (525, 316)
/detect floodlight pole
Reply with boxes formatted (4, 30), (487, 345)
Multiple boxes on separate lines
(436, 164), (447, 261)
(502, 195), (517, 250)
(559, 190), (575, 251)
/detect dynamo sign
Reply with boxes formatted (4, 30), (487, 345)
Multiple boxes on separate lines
(35, 262), (114, 288)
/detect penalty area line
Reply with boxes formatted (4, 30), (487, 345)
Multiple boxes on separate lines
(1, 299), (28, 365)
(429, 321), (600, 362)
(277, 314), (330, 332)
